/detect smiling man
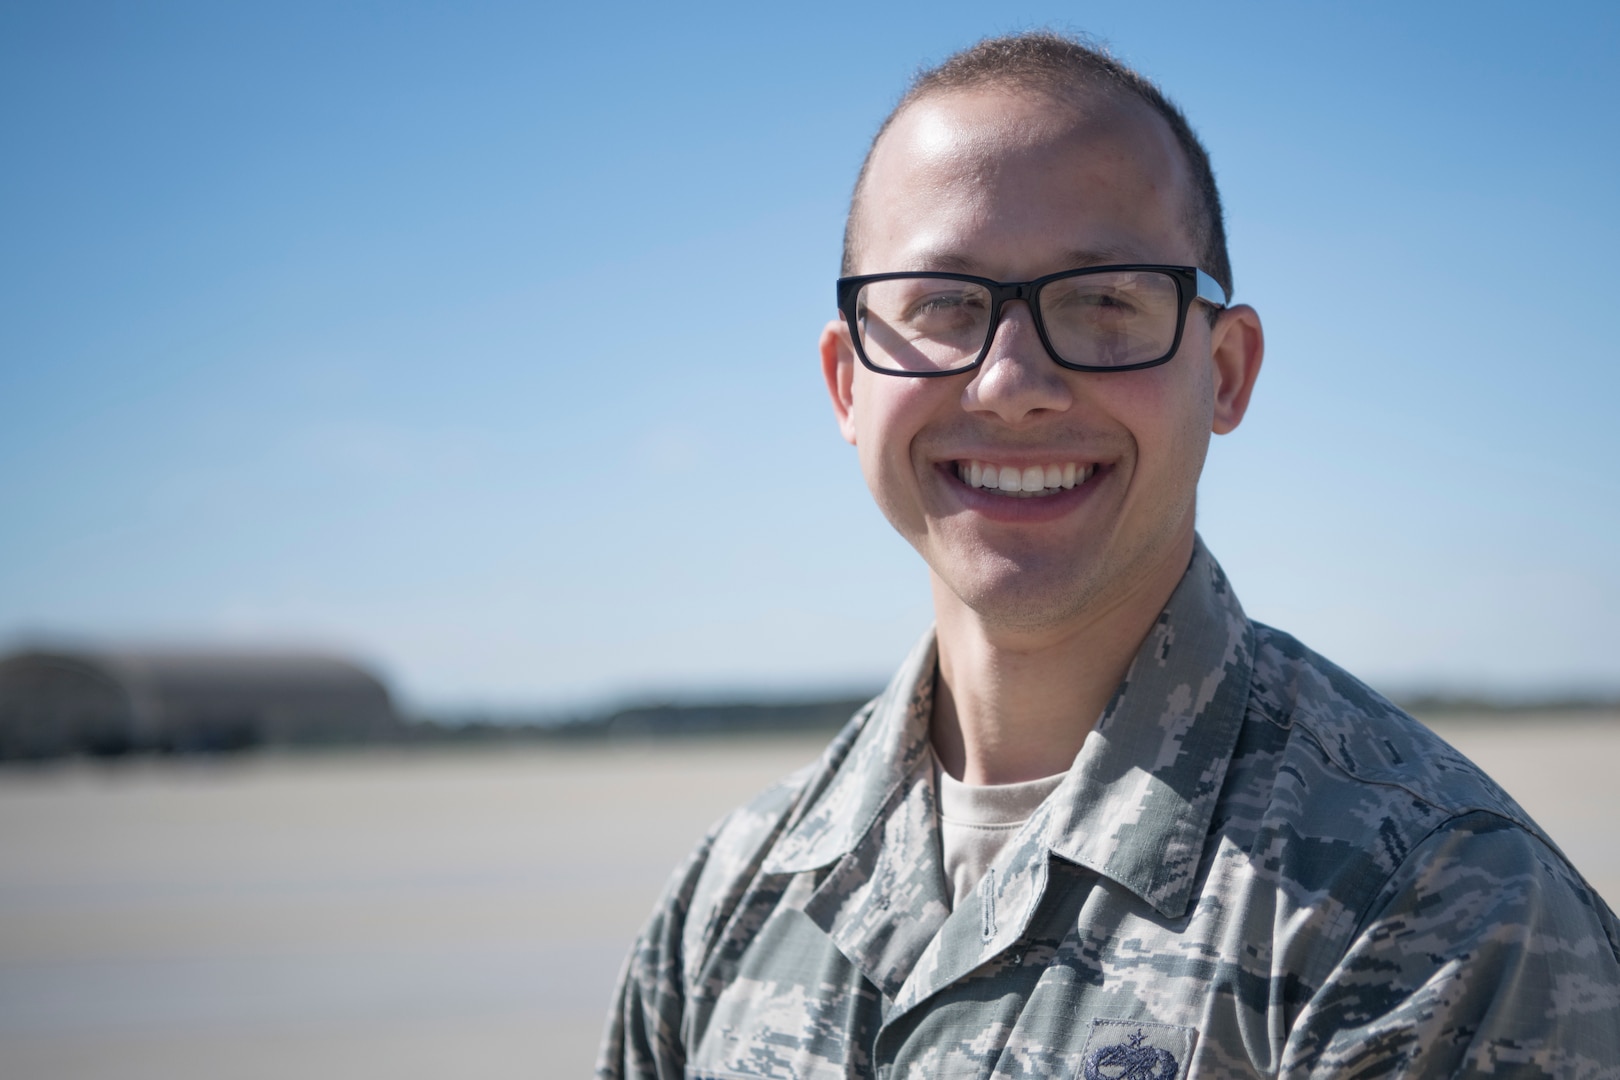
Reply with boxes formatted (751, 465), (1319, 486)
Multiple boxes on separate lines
(599, 33), (1620, 1079)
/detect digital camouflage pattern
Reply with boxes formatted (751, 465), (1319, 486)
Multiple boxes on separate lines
(599, 540), (1620, 1078)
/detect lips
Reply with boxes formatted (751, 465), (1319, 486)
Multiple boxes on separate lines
(954, 459), (1097, 498)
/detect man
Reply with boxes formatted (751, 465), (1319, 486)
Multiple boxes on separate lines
(600, 33), (1620, 1078)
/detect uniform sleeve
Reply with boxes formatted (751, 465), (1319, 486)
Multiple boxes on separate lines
(595, 834), (716, 1080)
(1281, 810), (1620, 1078)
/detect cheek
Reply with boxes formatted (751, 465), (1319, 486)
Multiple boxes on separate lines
(1107, 365), (1215, 483)
(1156, 373), (1217, 490)
(849, 376), (939, 527)
(851, 374), (933, 462)
(855, 435), (890, 499)
(856, 433), (927, 549)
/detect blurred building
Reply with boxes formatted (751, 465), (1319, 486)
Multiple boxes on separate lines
(0, 648), (400, 759)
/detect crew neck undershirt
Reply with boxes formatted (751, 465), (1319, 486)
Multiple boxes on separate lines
(933, 755), (1066, 909)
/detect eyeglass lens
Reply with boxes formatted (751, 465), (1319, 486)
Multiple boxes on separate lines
(854, 270), (1183, 372)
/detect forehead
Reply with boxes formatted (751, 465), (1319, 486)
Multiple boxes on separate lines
(854, 86), (1196, 276)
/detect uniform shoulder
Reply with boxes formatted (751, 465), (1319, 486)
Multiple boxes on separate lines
(677, 702), (876, 958)
(1285, 809), (1620, 1074)
(1246, 621), (1539, 831)
(601, 704), (881, 1077)
(700, 701), (874, 869)
(1227, 623), (1619, 980)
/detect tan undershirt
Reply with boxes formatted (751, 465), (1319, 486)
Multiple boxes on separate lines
(934, 755), (1066, 909)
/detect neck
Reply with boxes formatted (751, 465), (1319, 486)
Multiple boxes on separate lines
(929, 531), (1195, 786)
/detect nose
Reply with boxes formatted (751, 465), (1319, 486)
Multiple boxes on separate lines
(962, 300), (1075, 423)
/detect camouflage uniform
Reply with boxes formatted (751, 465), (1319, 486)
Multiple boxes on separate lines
(600, 540), (1620, 1078)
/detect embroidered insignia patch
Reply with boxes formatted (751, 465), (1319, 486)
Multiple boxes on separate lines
(1077, 1019), (1196, 1080)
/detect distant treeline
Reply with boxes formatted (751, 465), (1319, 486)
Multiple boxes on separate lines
(0, 644), (885, 761)
(401, 697), (879, 743)
(1399, 694), (1620, 718)
(405, 692), (1620, 745)
(4, 642), (1617, 763)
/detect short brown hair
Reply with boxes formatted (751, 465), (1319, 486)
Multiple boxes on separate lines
(841, 31), (1233, 298)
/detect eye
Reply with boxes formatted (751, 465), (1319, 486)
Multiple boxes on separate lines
(904, 288), (987, 321)
(1044, 283), (1143, 320)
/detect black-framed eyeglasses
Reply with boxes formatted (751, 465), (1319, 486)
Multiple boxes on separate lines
(836, 265), (1228, 377)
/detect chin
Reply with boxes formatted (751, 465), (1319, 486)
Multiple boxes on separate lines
(946, 560), (1108, 635)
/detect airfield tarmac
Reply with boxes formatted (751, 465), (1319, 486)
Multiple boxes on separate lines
(2, 716), (1616, 1079)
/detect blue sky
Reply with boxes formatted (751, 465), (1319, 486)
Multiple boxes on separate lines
(2, 2), (1617, 712)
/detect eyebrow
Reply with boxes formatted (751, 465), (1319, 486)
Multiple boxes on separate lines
(1056, 246), (1142, 267)
(903, 245), (1145, 276)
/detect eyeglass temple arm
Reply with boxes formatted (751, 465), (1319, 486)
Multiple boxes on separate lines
(1195, 269), (1228, 309)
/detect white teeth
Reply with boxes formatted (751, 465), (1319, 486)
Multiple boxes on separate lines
(955, 459), (1095, 497)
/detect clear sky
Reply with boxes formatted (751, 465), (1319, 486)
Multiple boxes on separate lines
(3, 1), (1617, 713)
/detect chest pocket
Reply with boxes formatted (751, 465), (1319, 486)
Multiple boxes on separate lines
(1074, 1019), (1197, 1080)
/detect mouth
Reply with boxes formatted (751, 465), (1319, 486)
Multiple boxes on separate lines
(953, 459), (1097, 499)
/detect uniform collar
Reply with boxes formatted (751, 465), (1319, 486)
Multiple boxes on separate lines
(766, 538), (1253, 900)
(762, 629), (938, 877)
(759, 631), (949, 1002)
(760, 538), (1255, 1001)
(1037, 538), (1255, 918)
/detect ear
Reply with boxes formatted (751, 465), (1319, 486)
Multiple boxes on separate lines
(820, 317), (860, 445)
(1208, 303), (1264, 435)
